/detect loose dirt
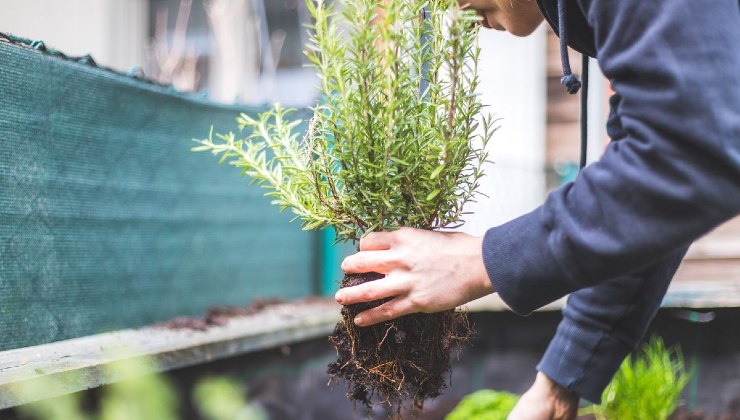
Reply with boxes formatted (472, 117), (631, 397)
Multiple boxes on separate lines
(155, 298), (287, 331)
(327, 272), (473, 413)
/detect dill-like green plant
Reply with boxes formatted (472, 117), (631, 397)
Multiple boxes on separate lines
(589, 336), (692, 420)
(193, 0), (494, 242)
(11, 356), (263, 420)
(193, 377), (267, 420)
(445, 389), (519, 420)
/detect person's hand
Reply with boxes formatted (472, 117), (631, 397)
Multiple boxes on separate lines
(334, 227), (494, 327)
(508, 372), (579, 420)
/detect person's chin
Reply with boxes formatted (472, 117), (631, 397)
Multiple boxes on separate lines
(507, 22), (541, 37)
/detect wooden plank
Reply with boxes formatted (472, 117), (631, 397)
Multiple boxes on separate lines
(661, 280), (740, 309)
(2, 275), (739, 409)
(0, 299), (341, 409)
(466, 295), (567, 313)
(685, 217), (740, 260)
(466, 279), (740, 312)
(546, 122), (581, 162)
(674, 259), (740, 283)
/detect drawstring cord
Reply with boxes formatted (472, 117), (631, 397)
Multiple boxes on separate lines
(557, 0), (581, 94)
(580, 54), (589, 170)
(557, 0), (589, 170)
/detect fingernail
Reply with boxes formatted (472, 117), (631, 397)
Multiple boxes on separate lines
(354, 315), (363, 325)
(335, 292), (344, 304)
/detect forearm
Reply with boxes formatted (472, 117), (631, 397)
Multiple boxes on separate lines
(538, 247), (686, 403)
(484, 0), (740, 315)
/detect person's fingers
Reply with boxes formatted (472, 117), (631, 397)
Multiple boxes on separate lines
(359, 231), (397, 251)
(341, 249), (407, 274)
(335, 275), (408, 305)
(352, 297), (414, 327)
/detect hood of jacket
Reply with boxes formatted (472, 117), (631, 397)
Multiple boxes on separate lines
(535, 0), (596, 57)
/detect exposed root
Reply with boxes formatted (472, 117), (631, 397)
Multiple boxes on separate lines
(327, 272), (473, 414)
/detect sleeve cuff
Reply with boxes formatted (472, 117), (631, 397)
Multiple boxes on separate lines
(482, 209), (576, 315)
(537, 315), (632, 403)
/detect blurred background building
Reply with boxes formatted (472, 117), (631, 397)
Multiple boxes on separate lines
(2, 0), (738, 294)
(1, 0), (736, 308)
(0, 0), (608, 230)
(0, 0), (317, 105)
(1, 1), (738, 416)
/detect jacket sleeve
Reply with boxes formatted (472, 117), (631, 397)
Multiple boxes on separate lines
(483, 0), (740, 315)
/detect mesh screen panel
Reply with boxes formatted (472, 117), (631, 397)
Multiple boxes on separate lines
(0, 42), (317, 351)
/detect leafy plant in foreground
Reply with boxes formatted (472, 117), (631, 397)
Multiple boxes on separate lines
(193, 377), (267, 420)
(445, 389), (519, 420)
(193, 0), (493, 243)
(587, 336), (692, 420)
(11, 356), (263, 420)
(194, 0), (492, 410)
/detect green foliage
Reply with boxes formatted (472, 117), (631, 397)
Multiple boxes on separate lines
(589, 336), (692, 420)
(98, 357), (178, 420)
(445, 389), (519, 420)
(12, 379), (90, 420)
(193, 377), (267, 420)
(11, 357), (176, 420)
(11, 356), (262, 420)
(194, 0), (494, 242)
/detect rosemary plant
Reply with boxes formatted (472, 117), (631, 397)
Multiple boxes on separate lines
(194, 0), (494, 242)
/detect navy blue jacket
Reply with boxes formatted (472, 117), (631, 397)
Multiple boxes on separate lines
(483, 0), (740, 315)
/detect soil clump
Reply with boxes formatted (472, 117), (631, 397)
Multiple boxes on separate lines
(327, 272), (472, 413)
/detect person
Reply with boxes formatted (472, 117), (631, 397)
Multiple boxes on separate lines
(333, 0), (740, 418)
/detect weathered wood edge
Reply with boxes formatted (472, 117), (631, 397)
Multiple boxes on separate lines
(2, 280), (738, 409)
(465, 279), (740, 311)
(0, 300), (342, 409)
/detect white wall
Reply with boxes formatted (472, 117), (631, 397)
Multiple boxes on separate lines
(587, 57), (609, 164)
(0, 0), (148, 72)
(459, 26), (547, 236)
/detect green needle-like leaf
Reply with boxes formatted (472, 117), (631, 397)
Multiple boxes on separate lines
(195, 0), (494, 242)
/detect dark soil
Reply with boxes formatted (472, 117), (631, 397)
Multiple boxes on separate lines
(155, 297), (286, 331)
(156, 315), (210, 331)
(670, 409), (740, 420)
(327, 272), (473, 414)
(576, 409), (740, 420)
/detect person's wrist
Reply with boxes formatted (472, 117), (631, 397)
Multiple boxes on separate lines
(468, 235), (494, 298)
(535, 372), (579, 418)
(509, 373), (579, 420)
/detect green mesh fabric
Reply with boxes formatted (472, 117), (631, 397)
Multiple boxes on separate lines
(0, 41), (318, 351)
